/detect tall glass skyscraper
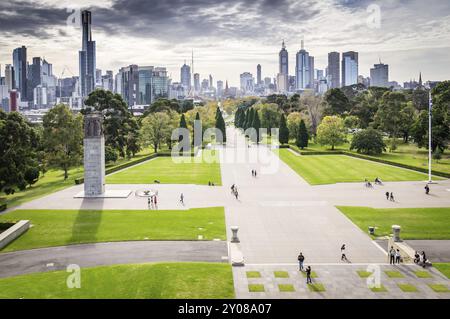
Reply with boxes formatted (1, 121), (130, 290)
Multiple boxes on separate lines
(13, 46), (27, 101)
(342, 51), (358, 87)
(139, 66), (153, 105)
(295, 41), (313, 90)
(279, 40), (288, 75)
(152, 67), (168, 100)
(327, 52), (340, 89)
(180, 63), (191, 92)
(79, 10), (96, 98)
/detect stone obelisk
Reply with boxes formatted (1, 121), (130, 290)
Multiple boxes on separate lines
(83, 112), (105, 196)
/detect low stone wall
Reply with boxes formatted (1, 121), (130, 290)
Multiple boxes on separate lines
(0, 220), (30, 250)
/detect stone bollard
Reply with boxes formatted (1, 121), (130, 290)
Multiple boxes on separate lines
(231, 226), (240, 243)
(392, 225), (401, 242)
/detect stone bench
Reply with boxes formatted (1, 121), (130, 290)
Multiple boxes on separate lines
(0, 220), (30, 250)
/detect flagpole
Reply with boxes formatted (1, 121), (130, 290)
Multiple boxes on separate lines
(428, 90), (432, 183)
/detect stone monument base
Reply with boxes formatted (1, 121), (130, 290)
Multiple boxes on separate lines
(74, 190), (132, 199)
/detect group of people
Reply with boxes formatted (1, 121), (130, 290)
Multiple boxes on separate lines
(147, 192), (158, 210)
(389, 246), (402, 264)
(297, 253), (313, 284)
(230, 184), (239, 200)
(208, 181), (215, 186)
(364, 177), (383, 188)
(251, 169), (257, 177)
(414, 251), (432, 268)
(385, 192), (395, 201)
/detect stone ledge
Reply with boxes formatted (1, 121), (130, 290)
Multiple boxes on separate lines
(229, 242), (245, 266)
(0, 220), (30, 250)
(74, 190), (132, 198)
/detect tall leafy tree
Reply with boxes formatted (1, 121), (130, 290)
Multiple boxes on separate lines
(258, 103), (281, 136)
(316, 116), (346, 150)
(323, 88), (350, 116)
(215, 108), (227, 143)
(278, 113), (289, 144)
(140, 112), (172, 153)
(252, 110), (261, 143)
(296, 119), (309, 149)
(43, 104), (83, 180)
(350, 128), (385, 155)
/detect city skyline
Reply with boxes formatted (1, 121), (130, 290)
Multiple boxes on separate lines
(0, 0), (449, 87)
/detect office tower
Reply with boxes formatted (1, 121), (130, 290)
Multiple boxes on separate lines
(119, 65), (139, 106)
(139, 66), (153, 105)
(59, 77), (77, 97)
(29, 57), (42, 103)
(327, 52), (340, 88)
(257, 64), (262, 85)
(193, 73), (200, 93)
(209, 75), (213, 89)
(276, 73), (288, 93)
(370, 63), (389, 87)
(264, 77), (271, 87)
(279, 40), (288, 75)
(342, 51), (358, 86)
(4, 64), (14, 91)
(10, 90), (18, 112)
(152, 67), (168, 99)
(309, 56), (315, 86)
(201, 79), (209, 91)
(295, 41), (313, 90)
(240, 72), (254, 94)
(101, 71), (114, 92)
(180, 63), (191, 91)
(217, 80), (224, 98)
(79, 10), (96, 97)
(13, 46), (27, 100)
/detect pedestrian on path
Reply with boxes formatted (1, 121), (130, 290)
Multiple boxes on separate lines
(180, 193), (184, 205)
(385, 192), (389, 200)
(306, 266), (312, 284)
(340, 244), (347, 261)
(234, 190), (239, 200)
(395, 249), (401, 264)
(389, 246), (396, 264)
(425, 184), (430, 195)
(390, 192), (395, 202)
(147, 197), (151, 210)
(154, 195), (158, 210)
(298, 252), (305, 271)
(231, 184), (235, 194)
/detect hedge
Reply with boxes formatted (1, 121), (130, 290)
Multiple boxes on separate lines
(75, 151), (196, 185)
(0, 203), (7, 212)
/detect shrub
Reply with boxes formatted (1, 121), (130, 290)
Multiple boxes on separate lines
(350, 128), (385, 155)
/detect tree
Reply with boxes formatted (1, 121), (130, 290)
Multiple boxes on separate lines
(215, 107), (227, 143)
(316, 116), (346, 150)
(178, 113), (190, 146)
(350, 128), (385, 155)
(43, 104), (83, 180)
(0, 111), (39, 194)
(279, 113), (289, 144)
(84, 89), (139, 158)
(252, 110), (261, 143)
(296, 119), (309, 149)
(105, 146), (118, 163)
(323, 88), (350, 116)
(287, 112), (301, 141)
(257, 103), (281, 136)
(343, 115), (360, 129)
(140, 112), (172, 153)
(24, 167), (40, 187)
(299, 94), (323, 136)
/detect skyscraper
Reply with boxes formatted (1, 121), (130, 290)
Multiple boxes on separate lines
(4, 64), (14, 92)
(217, 80), (224, 98)
(119, 65), (139, 106)
(240, 72), (254, 94)
(327, 52), (340, 89)
(79, 10), (96, 98)
(342, 51), (358, 87)
(194, 73), (200, 93)
(257, 64), (262, 85)
(139, 66), (153, 105)
(279, 40), (288, 75)
(13, 46), (27, 100)
(152, 67), (168, 99)
(180, 63), (191, 91)
(209, 75), (213, 89)
(370, 63), (389, 87)
(295, 41), (313, 90)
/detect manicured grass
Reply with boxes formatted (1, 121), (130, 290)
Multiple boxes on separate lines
(415, 271), (433, 278)
(106, 150), (222, 185)
(278, 150), (430, 185)
(246, 271), (261, 278)
(274, 271), (289, 278)
(308, 283), (325, 292)
(385, 271), (404, 278)
(0, 207), (226, 252)
(301, 271), (318, 278)
(278, 284), (295, 292)
(428, 284), (450, 293)
(370, 284), (388, 292)
(398, 284), (418, 292)
(0, 149), (155, 209)
(248, 284), (265, 292)
(0, 262), (234, 299)
(434, 263), (450, 279)
(357, 270), (373, 278)
(337, 207), (450, 239)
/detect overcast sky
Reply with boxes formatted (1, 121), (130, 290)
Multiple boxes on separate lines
(0, 0), (449, 86)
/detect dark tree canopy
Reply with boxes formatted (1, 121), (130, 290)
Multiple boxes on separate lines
(296, 119), (309, 149)
(279, 113), (289, 144)
(350, 128), (386, 155)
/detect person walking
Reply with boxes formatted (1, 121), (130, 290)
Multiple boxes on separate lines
(180, 193), (184, 205)
(254, 170), (257, 178)
(385, 192), (389, 200)
(340, 244), (347, 261)
(390, 192), (395, 202)
(154, 195), (158, 210)
(306, 266), (312, 284)
(297, 252), (305, 271)
(395, 249), (401, 264)
(231, 184), (235, 194)
(425, 184), (430, 195)
(389, 246), (396, 264)
(234, 190), (239, 200)
(147, 197), (151, 210)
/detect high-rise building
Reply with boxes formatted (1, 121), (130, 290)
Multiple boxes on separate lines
(201, 79), (209, 91)
(370, 63), (389, 87)
(295, 41), (313, 90)
(13, 46), (27, 100)
(217, 80), (224, 98)
(209, 75), (213, 89)
(30, 57), (42, 102)
(257, 64), (262, 85)
(101, 71), (114, 92)
(9, 90), (18, 112)
(139, 66), (153, 105)
(152, 67), (168, 99)
(279, 40), (288, 75)
(119, 65), (139, 107)
(193, 73), (200, 93)
(79, 10), (96, 98)
(180, 63), (191, 91)
(327, 52), (340, 89)
(4, 64), (15, 92)
(342, 51), (358, 87)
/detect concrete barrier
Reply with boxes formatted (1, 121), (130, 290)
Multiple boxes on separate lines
(0, 220), (30, 250)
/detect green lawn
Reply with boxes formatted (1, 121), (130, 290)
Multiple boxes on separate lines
(278, 150), (431, 185)
(106, 150), (222, 185)
(0, 149), (154, 209)
(337, 206), (450, 239)
(0, 207), (226, 252)
(0, 262), (234, 299)
(434, 263), (450, 279)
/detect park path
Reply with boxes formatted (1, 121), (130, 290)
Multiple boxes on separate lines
(0, 241), (228, 278)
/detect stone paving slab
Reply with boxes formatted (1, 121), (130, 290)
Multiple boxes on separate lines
(233, 264), (450, 299)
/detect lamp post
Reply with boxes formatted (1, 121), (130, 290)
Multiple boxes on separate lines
(428, 90), (432, 183)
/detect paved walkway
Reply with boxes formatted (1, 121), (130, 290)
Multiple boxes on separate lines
(375, 239), (450, 263)
(0, 241), (228, 278)
(234, 264), (450, 299)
